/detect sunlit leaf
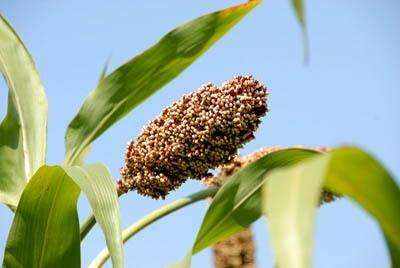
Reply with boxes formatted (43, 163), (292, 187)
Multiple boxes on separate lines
(64, 164), (123, 268)
(291, 0), (306, 28)
(64, 0), (261, 165)
(3, 164), (123, 268)
(171, 148), (320, 267)
(0, 14), (48, 208)
(262, 147), (400, 268)
(3, 166), (80, 267)
(263, 155), (329, 268)
(324, 147), (400, 260)
(193, 149), (319, 254)
(290, 0), (309, 62)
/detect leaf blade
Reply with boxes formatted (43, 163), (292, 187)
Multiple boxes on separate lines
(64, 0), (261, 165)
(0, 14), (48, 207)
(64, 164), (123, 268)
(3, 166), (81, 268)
(262, 147), (400, 268)
(290, 0), (309, 63)
(171, 148), (320, 268)
(3, 164), (124, 268)
(263, 155), (330, 268)
(193, 148), (319, 253)
(324, 147), (400, 252)
(291, 0), (306, 29)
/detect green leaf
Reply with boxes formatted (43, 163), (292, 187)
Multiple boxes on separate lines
(0, 14), (48, 208)
(3, 166), (80, 268)
(262, 147), (400, 267)
(3, 164), (123, 268)
(263, 155), (330, 268)
(290, 0), (309, 63)
(324, 147), (400, 259)
(291, 0), (306, 28)
(64, 0), (261, 165)
(386, 235), (400, 268)
(193, 148), (319, 253)
(172, 148), (320, 267)
(64, 164), (123, 268)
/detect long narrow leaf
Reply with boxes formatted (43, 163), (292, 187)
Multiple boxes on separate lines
(3, 164), (123, 267)
(172, 148), (320, 267)
(386, 235), (400, 268)
(262, 147), (400, 267)
(3, 166), (81, 267)
(64, 0), (261, 165)
(263, 155), (330, 268)
(291, 0), (306, 31)
(64, 164), (123, 268)
(324, 147), (400, 258)
(193, 149), (319, 254)
(290, 0), (309, 62)
(0, 14), (48, 208)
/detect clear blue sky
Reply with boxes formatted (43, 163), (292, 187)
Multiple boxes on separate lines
(1, 0), (399, 267)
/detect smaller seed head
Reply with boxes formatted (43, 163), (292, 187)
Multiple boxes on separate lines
(212, 228), (256, 268)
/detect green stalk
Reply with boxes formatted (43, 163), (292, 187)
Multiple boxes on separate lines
(80, 214), (96, 241)
(89, 187), (218, 267)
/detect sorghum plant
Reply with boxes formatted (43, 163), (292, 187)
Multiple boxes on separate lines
(0, 1), (399, 268)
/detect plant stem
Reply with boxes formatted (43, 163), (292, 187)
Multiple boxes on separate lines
(89, 187), (218, 267)
(80, 214), (97, 241)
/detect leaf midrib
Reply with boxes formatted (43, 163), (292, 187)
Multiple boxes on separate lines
(36, 172), (64, 268)
(38, 174), (65, 267)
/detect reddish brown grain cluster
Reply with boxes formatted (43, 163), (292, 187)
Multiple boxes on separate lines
(118, 75), (268, 198)
(212, 228), (256, 268)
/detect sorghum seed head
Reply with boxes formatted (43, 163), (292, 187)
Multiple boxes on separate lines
(118, 75), (268, 199)
(213, 228), (256, 268)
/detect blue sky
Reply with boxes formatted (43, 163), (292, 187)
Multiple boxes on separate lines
(0, 0), (399, 267)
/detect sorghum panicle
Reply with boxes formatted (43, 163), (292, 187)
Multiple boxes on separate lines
(118, 75), (268, 199)
(212, 228), (256, 268)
